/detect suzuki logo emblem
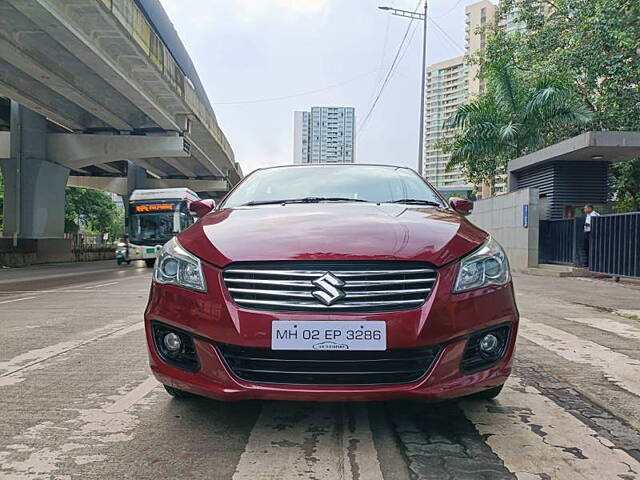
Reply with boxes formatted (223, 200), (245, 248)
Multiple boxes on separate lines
(312, 272), (346, 306)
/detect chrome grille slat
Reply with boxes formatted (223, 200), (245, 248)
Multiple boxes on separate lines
(224, 277), (433, 287)
(224, 278), (313, 287)
(226, 268), (435, 278)
(228, 288), (314, 298)
(228, 287), (431, 298)
(223, 262), (437, 312)
(232, 298), (425, 309)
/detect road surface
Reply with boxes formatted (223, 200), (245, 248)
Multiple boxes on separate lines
(1, 261), (639, 479)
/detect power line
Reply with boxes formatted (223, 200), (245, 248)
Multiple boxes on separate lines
(431, 0), (466, 19)
(211, 70), (376, 105)
(358, 0), (423, 135)
(396, 20), (421, 69)
(427, 15), (465, 53)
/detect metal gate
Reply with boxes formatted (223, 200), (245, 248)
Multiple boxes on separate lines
(539, 218), (584, 265)
(590, 213), (640, 278)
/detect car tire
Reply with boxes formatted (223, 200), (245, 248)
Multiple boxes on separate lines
(145, 259), (155, 268)
(472, 385), (504, 400)
(163, 385), (194, 399)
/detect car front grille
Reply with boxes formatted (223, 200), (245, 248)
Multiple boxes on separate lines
(222, 262), (437, 312)
(215, 343), (442, 386)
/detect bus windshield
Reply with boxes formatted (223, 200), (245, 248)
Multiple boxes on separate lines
(129, 212), (175, 245)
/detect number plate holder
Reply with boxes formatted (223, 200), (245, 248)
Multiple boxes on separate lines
(271, 321), (386, 351)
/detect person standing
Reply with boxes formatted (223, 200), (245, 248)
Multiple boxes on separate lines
(583, 205), (600, 267)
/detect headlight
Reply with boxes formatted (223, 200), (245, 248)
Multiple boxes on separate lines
(153, 237), (207, 292)
(453, 237), (510, 293)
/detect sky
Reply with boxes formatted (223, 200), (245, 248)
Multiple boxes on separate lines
(159, 0), (493, 175)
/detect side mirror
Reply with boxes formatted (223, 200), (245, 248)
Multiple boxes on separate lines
(449, 197), (473, 216)
(189, 199), (216, 219)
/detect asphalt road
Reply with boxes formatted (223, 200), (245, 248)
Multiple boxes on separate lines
(1, 261), (639, 479)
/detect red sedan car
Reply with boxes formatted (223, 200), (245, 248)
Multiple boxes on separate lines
(145, 164), (518, 402)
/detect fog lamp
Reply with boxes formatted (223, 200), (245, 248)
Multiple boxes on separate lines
(163, 332), (182, 353)
(479, 333), (499, 356)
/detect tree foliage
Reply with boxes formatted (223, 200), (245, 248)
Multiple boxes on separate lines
(65, 187), (123, 239)
(469, 0), (640, 210)
(442, 60), (592, 187)
(493, 0), (640, 131)
(612, 160), (640, 212)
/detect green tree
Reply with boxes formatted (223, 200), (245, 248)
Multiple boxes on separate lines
(65, 187), (122, 238)
(475, 0), (640, 210)
(611, 160), (640, 212)
(442, 60), (592, 189)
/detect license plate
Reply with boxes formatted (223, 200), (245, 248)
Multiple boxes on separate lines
(146, 248), (155, 254)
(271, 321), (386, 351)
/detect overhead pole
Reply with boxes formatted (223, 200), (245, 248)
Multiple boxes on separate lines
(379, 2), (428, 177)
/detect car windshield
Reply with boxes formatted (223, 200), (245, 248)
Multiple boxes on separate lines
(222, 165), (442, 208)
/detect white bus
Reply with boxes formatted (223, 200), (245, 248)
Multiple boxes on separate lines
(122, 188), (200, 267)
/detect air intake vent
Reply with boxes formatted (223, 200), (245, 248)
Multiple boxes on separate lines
(223, 261), (437, 312)
(182, 137), (192, 155)
(216, 343), (442, 386)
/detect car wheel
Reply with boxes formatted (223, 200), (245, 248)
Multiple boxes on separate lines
(145, 259), (155, 268)
(163, 385), (194, 399)
(472, 385), (504, 400)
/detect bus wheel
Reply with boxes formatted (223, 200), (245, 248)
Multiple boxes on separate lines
(145, 259), (155, 268)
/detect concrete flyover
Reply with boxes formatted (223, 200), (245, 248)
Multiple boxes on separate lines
(0, 0), (242, 255)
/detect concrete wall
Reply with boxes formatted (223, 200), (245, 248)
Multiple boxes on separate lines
(0, 238), (115, 267)
(468, 188), (540, 271)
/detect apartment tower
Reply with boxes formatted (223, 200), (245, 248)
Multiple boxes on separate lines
(293, 107), (355, 164)
(423, 0), (497, 192)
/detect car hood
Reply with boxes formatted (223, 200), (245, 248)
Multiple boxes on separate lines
(178, 203), (487, 268)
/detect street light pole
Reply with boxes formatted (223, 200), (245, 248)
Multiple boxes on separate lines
(379, 2), (428, 177)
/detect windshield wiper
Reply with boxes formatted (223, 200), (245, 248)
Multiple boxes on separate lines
(242, 197), (368, 206)
(294, 197), (368, 203)
(389, 199), (441, 207)
(241, 199), (291, 206)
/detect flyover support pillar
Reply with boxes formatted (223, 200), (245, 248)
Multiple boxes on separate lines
(123, 161), (149, 232)
(1, 102), (70, 259)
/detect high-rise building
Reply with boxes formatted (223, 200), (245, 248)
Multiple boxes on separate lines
(466, 0), (498, 97)
(423, 1), (498, 192)
(293, 106), (355, 164)
(423, 57), (468, 189)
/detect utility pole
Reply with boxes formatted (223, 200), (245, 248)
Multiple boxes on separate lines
(379, 2), (428, 177)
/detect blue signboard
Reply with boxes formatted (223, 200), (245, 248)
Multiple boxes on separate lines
(523, 205), (529, 228)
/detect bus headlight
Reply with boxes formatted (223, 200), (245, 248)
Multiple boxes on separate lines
(453, 237), (510, 293)
(154, 237), (207, 292)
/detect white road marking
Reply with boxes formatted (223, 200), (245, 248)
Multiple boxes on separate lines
(0, 274), (149, 298)
(0, 296), (37, 305)
(565, 316), (640, 341)
(616, 309), (640, 321)
(519, 318), (640, 397)
(0, 376), (159, 478)
(233, 403), (383, 480)
(105, 377), (158, 413)
(463, 377), (640, 480)
(83, 281), (119, 289)
(0, 320), (144, 387)
(0, 290), (147, 295)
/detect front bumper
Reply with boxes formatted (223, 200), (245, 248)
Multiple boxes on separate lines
(144, 260), (519, 402)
